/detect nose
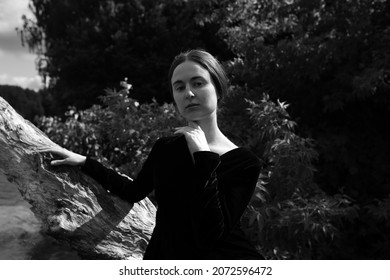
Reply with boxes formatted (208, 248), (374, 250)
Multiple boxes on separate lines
(185, 86), (195, 99)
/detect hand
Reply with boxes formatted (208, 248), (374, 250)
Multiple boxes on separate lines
(38, 146), (87, 166)
(174, 121), (210, 156)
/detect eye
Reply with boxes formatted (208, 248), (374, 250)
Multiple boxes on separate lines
(174, 85), (185, 92)
(192, 80), (204, 87)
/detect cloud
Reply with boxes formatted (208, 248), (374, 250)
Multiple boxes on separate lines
(0, 0), (33, 33)
(0, 0), (40, 92)
(0, 74), (43, 92)
(0, 0), (34, 57)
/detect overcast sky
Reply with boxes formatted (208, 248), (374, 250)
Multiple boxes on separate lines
(0, 0), (42, 91)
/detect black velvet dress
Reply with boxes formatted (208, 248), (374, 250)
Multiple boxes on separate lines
(81, 135), (263, 260)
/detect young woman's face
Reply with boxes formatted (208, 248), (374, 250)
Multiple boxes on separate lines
(171, 61), (218, 122)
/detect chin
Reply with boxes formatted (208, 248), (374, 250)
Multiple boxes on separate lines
(184, 116), (201, 122)
(181, 107), (216, 122)
(186, 114), (215, 123)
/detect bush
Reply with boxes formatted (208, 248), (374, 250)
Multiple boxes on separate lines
(240, 94), (358, 259)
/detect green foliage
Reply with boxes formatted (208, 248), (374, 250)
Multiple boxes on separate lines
(240, 94), (358, 259)
(209, 0), (390, 116)
(366, 196), (390, 224)
(361, 196), (390, 258)
(246, 94), (318, 200)
(36, 106), (102, 158)
(96, 83), (183, 176)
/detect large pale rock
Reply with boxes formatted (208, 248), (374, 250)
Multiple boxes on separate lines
(0, 97), (156, 259)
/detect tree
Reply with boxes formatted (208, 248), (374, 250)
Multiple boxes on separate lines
(19, 0), (232, 113)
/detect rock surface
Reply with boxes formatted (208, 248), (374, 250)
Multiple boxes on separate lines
(0, 170), (80, 260)
(0, 97), (156, 259)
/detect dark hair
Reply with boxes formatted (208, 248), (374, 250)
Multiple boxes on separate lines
(168, 49), (228, 103)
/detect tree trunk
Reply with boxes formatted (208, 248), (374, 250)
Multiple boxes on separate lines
(0, 97), (156, 259)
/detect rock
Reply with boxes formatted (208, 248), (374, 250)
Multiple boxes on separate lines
(0, 97), (156, 259)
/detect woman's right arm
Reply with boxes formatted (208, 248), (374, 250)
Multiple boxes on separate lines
(80, 155), (154, 203)
(39, 141), (161, 203)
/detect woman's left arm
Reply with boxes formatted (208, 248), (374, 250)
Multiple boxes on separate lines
(190, 151), (261, 250)
(174, 122), (261, 249)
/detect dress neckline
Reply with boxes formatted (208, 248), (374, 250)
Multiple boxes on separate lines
(220, 147), (247, 158)
(176, 134), (247, 158)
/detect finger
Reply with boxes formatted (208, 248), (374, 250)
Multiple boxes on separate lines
(174, 127), (194, 135)
(50, 159), (68, 166)
(36, 147), (55, 152)
(174, 128), (188, 135)
(37, 147), (62, 154)
(175, 126), (194, 130)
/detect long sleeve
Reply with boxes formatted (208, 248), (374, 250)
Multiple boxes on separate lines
(190, 150), (261, 250)
(80, 139), (162, 203)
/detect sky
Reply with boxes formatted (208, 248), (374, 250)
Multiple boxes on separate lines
(0, 0), (43, 91)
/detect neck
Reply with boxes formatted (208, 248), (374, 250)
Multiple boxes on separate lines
(192, 112), (222, 145)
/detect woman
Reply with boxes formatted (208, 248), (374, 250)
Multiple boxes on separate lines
(42, 49), (263, 260)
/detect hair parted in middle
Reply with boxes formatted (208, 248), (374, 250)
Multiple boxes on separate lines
(168, 49), (229, 104)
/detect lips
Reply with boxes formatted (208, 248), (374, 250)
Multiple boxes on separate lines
(185, 103), (199, 109)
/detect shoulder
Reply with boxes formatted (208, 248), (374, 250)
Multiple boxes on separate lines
(222, 147), (262, 170)
(155, 134), (184, 145)
(210, 142), (237, 156)
(220, 148), (262, 187)
(152, 134), (186, 153)
(154, 134), (185, 149)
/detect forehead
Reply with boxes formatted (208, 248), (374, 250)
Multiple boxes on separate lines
(171, 61), (210, 84)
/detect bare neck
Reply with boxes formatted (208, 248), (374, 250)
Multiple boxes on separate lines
(194, 113), (237, 153)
